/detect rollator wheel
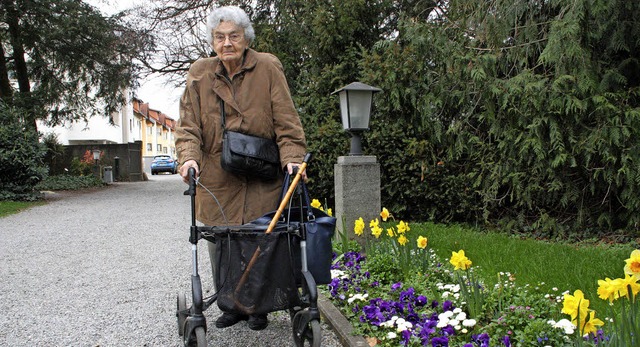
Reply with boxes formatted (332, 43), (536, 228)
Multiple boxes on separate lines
(177, 292), (187, 336)
(289, 306), (301, 321)
(292, 313), (321, 347)
(184, 326), (207, 347)
(194, 327), (207, 347)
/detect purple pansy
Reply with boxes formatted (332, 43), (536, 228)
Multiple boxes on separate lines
(431, 336), (449, 347)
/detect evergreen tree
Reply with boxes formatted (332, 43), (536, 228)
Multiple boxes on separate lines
(363, 0), (640, 236)
(136, 0), (640, 238)
(0, 0), (150, 133)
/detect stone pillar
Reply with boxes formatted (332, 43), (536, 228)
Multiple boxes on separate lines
(334, 156), (381, 244)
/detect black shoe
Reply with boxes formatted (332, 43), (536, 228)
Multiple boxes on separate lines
(215, 312), (248, 328)
(248, 314), (268, 330)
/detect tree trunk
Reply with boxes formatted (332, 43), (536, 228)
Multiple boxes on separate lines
(4, 0), (37, 133)
(0, 42), (13, 101)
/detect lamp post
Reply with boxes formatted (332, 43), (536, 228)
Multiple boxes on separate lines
(332, 82), (382, 155)
(92, 149), (101, 178)
(332, 82), (382, 247)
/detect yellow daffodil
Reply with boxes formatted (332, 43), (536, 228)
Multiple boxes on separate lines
(624, 249), (640, 279)
(597, 277), (622, 302)
(372, 225), (383, 238)
(450, 250), (472, 270)
(311, 199), (322, 209)
(578, 311), (604, 336)
(417, 236), (428, 249)
(398, 235), (408, 246)
(354, 217), (365, 236)
(562, 290), (590, 321)
(370, 218), (379, 229)
(387, 227), (395, 238)
(326, 208), (333, 217)
(615, 274), (640, 298)
(396, 221), (410, 234)
(380, 208), (390, 221)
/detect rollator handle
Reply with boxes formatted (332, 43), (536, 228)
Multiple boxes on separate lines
(184, 167), (197, 197)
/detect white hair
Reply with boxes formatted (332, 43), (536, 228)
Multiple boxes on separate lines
(206, 6), (255, 46)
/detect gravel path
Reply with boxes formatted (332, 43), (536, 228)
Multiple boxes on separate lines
(0, 174), (343, 346)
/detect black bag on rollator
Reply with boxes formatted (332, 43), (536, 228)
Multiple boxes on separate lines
(214, 226), (303, 316)
(252, 175), (336, 285)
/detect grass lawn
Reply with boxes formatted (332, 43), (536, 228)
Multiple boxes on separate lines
(419, 222), (636, 314)
(0, 200), (45, 218)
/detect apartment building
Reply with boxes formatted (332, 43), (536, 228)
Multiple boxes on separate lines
(39, 96), (177, 174)
(132, 98), (176, 162)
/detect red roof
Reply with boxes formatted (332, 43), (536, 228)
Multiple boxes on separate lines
(133, 97), (175, 126)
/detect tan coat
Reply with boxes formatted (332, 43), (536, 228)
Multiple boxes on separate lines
(176, 49), (306, 225)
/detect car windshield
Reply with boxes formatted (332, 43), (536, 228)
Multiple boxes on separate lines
(154, 156), (172, 161)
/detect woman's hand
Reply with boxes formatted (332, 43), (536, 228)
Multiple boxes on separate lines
(287, 162), (308, 181)
(179, 159), (199, 184)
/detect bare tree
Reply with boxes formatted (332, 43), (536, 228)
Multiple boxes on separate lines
(130, 0), (262, 87)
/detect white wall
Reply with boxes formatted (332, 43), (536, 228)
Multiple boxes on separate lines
(39, 115), (123, 145)
(39, 92), (135, 145)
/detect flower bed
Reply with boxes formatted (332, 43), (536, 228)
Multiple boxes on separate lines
(324, 208), (640, 346)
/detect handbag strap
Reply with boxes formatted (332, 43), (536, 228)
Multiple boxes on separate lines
(219, 98), (226, 129)
(279, 172), (316, 221)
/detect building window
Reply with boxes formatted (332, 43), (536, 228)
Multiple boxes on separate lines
(163, 147), (168, 154)
(157, 144), (162, 151)
(147, 127), (153, 135)
(146, 143), (152, 151)
(129, 119), (133, 132)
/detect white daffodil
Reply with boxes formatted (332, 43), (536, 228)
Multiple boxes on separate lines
(330, 269), (346, 279)
(441, 310), (454, 319)
(396, 319), (413, 332)
(347, 293), (369, 304)
(380, 320), (393, 328)
(436, 319), (449, 328)
(549, 318), (575, 335)
(462, 319), (477, 327)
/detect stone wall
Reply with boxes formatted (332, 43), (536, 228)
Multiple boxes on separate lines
(47, 141), (144, 182)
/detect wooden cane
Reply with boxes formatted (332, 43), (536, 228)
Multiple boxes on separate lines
(266, 158), (309, 234)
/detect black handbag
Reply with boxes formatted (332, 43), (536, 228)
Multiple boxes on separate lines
(252, 173), (336, 285)
(219, 99), (281, 180)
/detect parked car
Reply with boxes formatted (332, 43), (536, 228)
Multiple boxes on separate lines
(151, 155), (178, 175)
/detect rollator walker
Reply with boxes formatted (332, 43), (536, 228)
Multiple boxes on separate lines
(176, 154), (324, 347)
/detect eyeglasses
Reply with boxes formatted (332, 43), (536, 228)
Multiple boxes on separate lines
(213, 33), (244, 43)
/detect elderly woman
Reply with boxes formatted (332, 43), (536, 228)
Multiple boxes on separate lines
(175, 6), (307, 331)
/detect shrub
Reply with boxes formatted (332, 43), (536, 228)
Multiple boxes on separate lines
(0, 103), (48, 201)
(41, 132), (65, 170)
(35, 175), (104, 191)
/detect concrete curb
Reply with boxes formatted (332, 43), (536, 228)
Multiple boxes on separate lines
(318, 294), (369, 347)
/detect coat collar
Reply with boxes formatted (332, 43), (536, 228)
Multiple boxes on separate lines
(214, 48), (258, 78)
